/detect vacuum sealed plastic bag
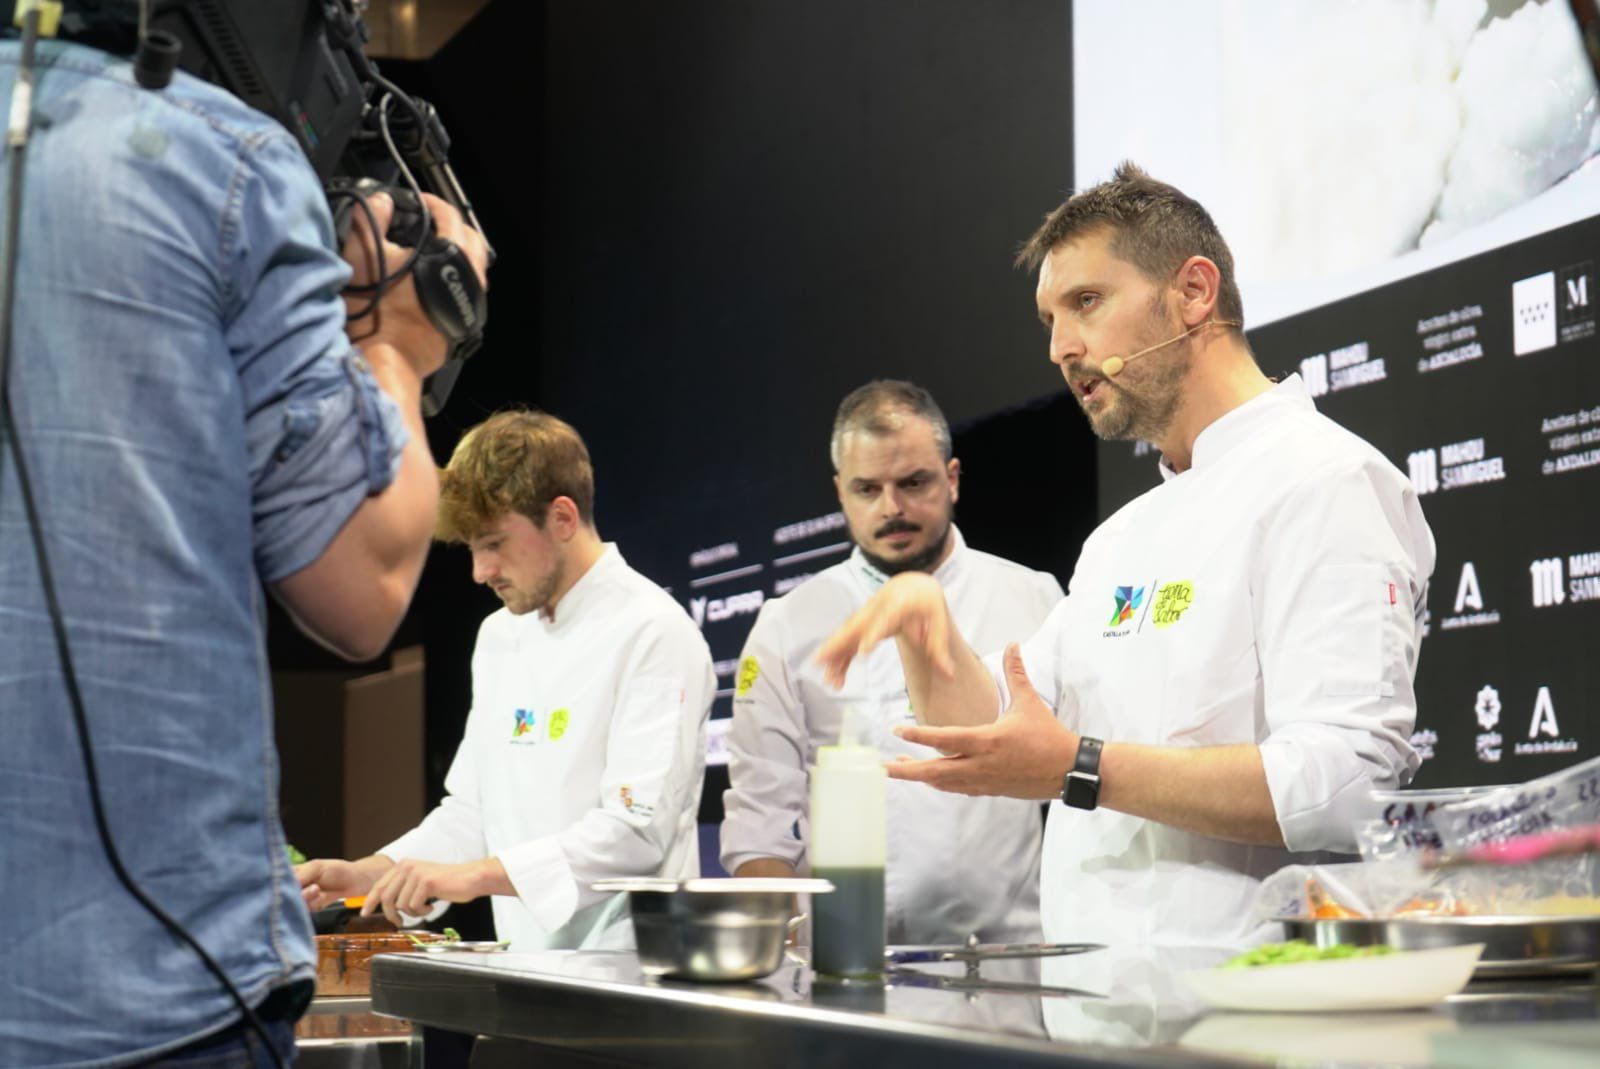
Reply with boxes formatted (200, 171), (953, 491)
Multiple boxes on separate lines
(1257, 758), (1600, 921)
(1431, 755), (1600, 852)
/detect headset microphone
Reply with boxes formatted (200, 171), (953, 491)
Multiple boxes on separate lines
(1099, 318), (1242, 378)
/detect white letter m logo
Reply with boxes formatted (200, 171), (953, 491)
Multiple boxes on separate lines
(1407, 449), (1439, 495)
(1529, 558), (1565, 609)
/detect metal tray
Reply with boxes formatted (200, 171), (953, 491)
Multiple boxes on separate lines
(415, 940), (511, 953)
(1282, 915), (1600, 978)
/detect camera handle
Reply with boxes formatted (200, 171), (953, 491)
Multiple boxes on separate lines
(329, 178), (487, 415)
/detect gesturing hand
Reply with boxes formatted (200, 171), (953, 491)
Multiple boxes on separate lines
(814, 572), (955, 688)
(885, 644), (1078, 800)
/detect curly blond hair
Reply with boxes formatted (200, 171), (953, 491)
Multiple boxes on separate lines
(436, 409), (595, 542)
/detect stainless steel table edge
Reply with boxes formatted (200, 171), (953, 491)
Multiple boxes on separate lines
(294, 1036), (415, 1050)
(370, 953), (1260, 1069)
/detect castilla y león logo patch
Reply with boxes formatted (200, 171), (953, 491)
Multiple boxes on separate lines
(1108, 585), (1145, 628)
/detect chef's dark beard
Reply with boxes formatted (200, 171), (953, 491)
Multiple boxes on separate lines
(1083, 294), (1191, 443)
(859, 520), (953, 577)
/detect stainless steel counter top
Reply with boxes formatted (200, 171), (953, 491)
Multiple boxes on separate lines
(369, 946), (1598, 1069)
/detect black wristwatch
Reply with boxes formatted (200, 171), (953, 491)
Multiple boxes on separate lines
(1062, 736), (1103, 811)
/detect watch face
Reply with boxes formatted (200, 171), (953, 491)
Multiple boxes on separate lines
(1064, 771), (1100, 811)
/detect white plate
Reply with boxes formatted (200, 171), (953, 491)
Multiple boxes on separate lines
(1180, 1009), (1459, 1062)
(1178, 943), (1485, 1012)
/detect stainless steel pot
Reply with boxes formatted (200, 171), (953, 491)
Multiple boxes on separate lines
(594, 878), (833, 982)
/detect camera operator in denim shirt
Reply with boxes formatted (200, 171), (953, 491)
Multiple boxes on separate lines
(0, 8), (489, 1067)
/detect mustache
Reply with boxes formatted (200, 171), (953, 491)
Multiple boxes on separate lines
(874, 520), (921, 539)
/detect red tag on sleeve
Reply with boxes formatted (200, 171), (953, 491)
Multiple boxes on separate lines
(1388, 583), (1397, 605)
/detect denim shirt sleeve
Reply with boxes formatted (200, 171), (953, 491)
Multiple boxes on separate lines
(223, 131), (409, 584)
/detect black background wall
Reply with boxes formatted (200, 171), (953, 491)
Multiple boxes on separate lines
(271, 0), (1093, 859)
(269, 2), (1597, 912)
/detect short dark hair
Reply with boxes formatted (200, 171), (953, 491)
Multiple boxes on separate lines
(1016, 161), (1244, 324)
(436, 409), (596, 541)
(830, 380), (951, 471)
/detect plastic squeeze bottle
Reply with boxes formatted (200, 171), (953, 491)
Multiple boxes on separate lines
(809, 707), (887, 978)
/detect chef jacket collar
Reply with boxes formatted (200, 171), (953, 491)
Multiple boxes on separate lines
(849, 524), (968, 592)
(1157, 374), (1314, 482)
(536, 542), (624, 629)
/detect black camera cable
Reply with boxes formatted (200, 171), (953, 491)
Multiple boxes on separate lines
(0, 7), (287, 1067)
(338, 89), (436, 319)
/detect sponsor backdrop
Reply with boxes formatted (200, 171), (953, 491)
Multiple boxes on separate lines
(273, 4), (1594, 862)
(317, 0), (1090, 857)
(1098, 213), (1600, 789)
(523, 0), (1085, 815)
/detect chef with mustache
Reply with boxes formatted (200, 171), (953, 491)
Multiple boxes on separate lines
(720, 380), (1062, 946)
(814, 164), (1435, 953)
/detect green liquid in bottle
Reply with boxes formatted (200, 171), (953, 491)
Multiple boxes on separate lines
(812, 866), (885, 978)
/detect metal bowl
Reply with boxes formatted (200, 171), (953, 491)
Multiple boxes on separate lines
(594, 878), (833, 982)
(1282, 914), (1600, 978)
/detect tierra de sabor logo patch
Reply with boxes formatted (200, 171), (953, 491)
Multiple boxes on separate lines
(1529, 549), (1600, 609)
(735, 656), (761, 697)
(1150, 580), (1194, 629)
(1104, 581), (1194, 636)
(1439, 561), (1499, 631)
(1405, 437), (1505, 496)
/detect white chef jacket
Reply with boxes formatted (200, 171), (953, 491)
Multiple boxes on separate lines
(721, 527), (1063, 944)
(381, 545), (714, 950)
(995, 375), (1434, 951)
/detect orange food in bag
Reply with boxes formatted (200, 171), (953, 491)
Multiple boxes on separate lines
(1306, 877), (1365, 919)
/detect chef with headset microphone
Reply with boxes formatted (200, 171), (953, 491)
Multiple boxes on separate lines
(814, 163), (1433, 958)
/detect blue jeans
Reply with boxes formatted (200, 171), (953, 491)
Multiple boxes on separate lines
(138, 1018), (297, 1069)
